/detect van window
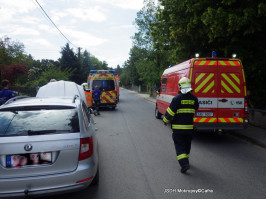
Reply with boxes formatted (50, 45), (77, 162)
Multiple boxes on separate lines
(162, 78), (167, 85)
(92, 80), (115, 91)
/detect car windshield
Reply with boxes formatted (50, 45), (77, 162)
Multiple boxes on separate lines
(92, 80), (115, 91)
(0, 108), (80, 137)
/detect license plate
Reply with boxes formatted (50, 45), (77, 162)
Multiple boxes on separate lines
(6, 152), (52, 168)
(196, 112), (213, 117)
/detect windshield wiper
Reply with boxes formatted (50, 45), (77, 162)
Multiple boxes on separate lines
(27, 130), (57, 135)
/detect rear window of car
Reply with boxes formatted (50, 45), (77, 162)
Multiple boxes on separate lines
(0, 108), (80, 137)
(92, 80), (115, 91)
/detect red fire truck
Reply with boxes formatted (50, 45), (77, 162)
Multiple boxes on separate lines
(155, 57), (248, 131)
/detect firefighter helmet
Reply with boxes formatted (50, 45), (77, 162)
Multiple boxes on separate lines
(178, 77), (193, 94)
(81, 82), (88, 90)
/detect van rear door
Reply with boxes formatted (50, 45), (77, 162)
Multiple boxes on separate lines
(192, 59), (218, 126)
(217, 60), (246, 126)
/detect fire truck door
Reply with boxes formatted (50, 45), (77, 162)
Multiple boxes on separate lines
(192, 60), (218, 123)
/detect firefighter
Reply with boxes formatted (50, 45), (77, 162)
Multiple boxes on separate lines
(163, 77), (199, 173)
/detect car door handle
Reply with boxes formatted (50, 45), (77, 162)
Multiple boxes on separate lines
(219, 99), (228, 103)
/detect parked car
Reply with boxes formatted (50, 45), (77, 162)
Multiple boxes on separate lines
(0, 95), (99, 198)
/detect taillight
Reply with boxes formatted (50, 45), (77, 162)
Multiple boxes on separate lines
(244, 99), (248, 114)
(79, 137), (93, 161)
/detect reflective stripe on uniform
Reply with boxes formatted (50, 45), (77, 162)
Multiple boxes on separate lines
(177, 154), (189, 160)
(163, 117), (170, 123)
(176, 109), (195, 114)
(172, 125), (194, 129)
(181, 100), (195, 105)
(167, 107), (175, 116)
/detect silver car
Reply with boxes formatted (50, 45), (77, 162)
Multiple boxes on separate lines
(0, 96), (99, 197)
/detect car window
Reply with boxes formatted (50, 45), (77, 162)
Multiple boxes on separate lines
(82, 102), (91, 122)
(0, 109), (80, 137)
(92, 80), (115, 91)
(162, 77), (167, 85)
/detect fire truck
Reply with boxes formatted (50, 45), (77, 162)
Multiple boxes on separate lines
(85, 70), (119, 109)
(155, 57), (248, 131)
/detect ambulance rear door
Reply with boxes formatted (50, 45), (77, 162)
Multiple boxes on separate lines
(217, 60), (246, 127)
(192, 59), (219, 127)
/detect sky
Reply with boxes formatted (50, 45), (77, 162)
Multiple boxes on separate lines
(0, 0), (147, 68)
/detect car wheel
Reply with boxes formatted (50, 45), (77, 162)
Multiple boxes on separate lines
(155, 106), (162, 119)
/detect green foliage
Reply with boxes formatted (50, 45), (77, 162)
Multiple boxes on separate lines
(0, 37), (31, 65)
(26, 66), (72, 88)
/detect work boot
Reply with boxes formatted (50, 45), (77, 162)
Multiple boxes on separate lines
(181, 165), (190, 173)
(97, 112), (100, 115)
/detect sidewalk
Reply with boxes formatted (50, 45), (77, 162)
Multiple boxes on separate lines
(130, 90), (266, 149)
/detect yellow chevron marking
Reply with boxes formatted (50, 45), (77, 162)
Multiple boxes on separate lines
(229, 118), (235, 123)
(228, 61), (237, 66)
(219, 118), (227, 123)
(230, 73), (240, 84)
(102, 92), (115, 103)
(238, 118), (244, 122)
(195, 73), (214, 93)
(199, 61), (206, 65)
(209, 118), (217, 122)
(199, 118), (207, 122)
(222, 74), (240, 93)
(209, 61), (216, 65)
(195, 73), (206, 84)
(219, 61), (227, 66)
(221, 80), (233, 93)
(202, 80), (214, 93)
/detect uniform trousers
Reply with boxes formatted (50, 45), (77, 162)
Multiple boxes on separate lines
(172, 132), (193, 167)
(94, 99), (101, 112)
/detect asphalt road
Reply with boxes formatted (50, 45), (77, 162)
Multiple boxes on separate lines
(52, 88), (266, 199)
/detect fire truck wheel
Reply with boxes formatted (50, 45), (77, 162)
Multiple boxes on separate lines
(155, 106), (162, 119)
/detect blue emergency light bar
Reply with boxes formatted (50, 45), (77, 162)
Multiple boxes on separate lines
(90, 70), (116, 74)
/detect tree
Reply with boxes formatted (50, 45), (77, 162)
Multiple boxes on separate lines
(0, 63), (27, 85)
(59, 43), (82, 84)
(0, 36), (30, 65)
(115, 65), (122, 76)
(26, 65), (72, 88)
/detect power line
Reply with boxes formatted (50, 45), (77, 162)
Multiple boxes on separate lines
(34, 0), (78, 48)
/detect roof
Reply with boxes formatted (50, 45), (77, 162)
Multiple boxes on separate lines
(36, 80), (87, 104)
(0, 97), (76, 109)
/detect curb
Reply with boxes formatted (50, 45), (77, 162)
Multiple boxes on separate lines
(229, 132), (266, 149)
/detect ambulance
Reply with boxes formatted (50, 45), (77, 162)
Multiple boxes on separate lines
(87, 70), (119, 109)
(155, 57), (248, 131)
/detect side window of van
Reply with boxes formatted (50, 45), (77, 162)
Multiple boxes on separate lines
(161, 78), (167, 92)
